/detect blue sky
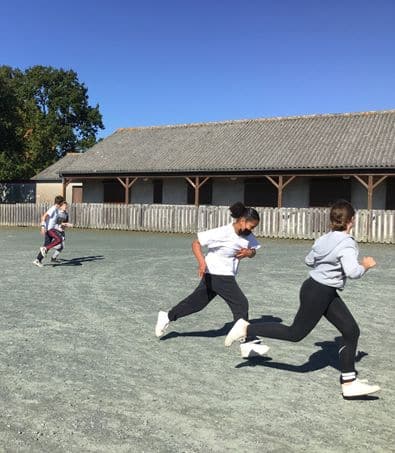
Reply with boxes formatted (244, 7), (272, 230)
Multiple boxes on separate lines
(1, 0), (394, 138)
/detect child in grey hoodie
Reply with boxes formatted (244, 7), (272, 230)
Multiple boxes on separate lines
(225, 200), (380, 398)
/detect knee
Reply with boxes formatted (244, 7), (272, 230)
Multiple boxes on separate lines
(349, 323), (360, 341)
(288, 326), (307, 342)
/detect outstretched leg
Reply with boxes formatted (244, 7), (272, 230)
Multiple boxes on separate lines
(168, 273), (217, 322)
(247, 278), (334, 341)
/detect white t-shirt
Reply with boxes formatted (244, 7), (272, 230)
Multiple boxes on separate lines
(44, 206), (59, 230)
(197, 223), (261, 276)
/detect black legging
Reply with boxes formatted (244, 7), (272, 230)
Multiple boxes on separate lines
(168, 273), (249, 322)
(248, 277), (360, 374)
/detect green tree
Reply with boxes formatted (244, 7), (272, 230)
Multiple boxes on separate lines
(0, 66), (26, 179)
(0, 65), (104, 180)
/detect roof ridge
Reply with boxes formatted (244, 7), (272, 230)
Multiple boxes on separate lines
(114, 109), (395, 133)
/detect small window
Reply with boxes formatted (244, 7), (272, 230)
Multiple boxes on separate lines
(244, 178), (277, 207)
(153, 179), (163, 204)
(103, 180), (125, 203)
(187, 179), (212, 205)
(309, 177), (351, 207)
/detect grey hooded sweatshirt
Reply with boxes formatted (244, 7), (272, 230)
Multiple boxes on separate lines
(305, 231), (365, 289)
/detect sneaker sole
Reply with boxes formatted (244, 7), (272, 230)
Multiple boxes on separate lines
(342, 387), (381, 398)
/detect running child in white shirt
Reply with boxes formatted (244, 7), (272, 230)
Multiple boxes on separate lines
(50, 201), (74, 262)
(32, 195), (64, 268)
(155, 202), (269, 358)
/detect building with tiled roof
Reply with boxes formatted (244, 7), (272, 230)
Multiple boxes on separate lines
(31, 153), (83, 203)
(35, 110), (395, 209)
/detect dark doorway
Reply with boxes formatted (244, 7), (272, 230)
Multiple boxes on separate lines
(309, 177), (351, 207)
(103, 180), (124, 203)
(386, 177), (395, 210)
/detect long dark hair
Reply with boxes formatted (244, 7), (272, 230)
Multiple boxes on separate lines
(330, 200), (355, 231)
(229, 202), (260, 222)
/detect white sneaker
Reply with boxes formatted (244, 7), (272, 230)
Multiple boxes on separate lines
(224, 319), (250, 347)
(40, 246), (47, 257)
(155, 311), (170, 337)
(32, 259), (43, 268)
(342, 379), (381, 397)
(240, 340), (270, 358)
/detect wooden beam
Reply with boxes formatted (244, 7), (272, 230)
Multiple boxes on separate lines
(197, 176), (210, 189)
(185, 177), (196, 189)
(116, 177), (127, 189)
(185, 176), (211, 206)
(353, 175), (369, 189)
(282, 175), (296, 189)
(265, 175), (279, 189)
(354, 175), (388, 210)
(125, 177), (129, 204)
(195, 177), (199, 206)
(265, 175), (296, 208)
(62, 178), (72, 200)
(372, 175), (388, 190)
(367, 175), (373, 211)
(116, 177), (139, 204)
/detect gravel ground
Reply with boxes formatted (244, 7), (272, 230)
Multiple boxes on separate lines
(0, 227), (394, 452)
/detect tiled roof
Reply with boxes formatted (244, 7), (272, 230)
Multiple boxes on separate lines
(31, 153), (81, 181)
(60, 110), (395, 176)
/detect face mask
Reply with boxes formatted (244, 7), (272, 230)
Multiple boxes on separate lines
(238, 229), (251, 237)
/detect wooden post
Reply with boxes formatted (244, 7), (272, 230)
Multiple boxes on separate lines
(367, 175), (373, 211)
(185, 176), (211, 206)
(62, 178), (71, 201)
(265, 175), (296, 208)
(353, 175), (388, 210)
(62, 179), (67, 199)
(195, 177), (200, 206)
(125, 177), (130, 204)
(117, 177), (139, 204)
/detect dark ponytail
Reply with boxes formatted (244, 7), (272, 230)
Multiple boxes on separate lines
(330, 200), (355, 231)
(229, 202), (260, 222)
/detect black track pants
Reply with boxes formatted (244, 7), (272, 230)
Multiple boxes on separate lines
(168, 273), (249, 322)
(248, 277), (360, 374)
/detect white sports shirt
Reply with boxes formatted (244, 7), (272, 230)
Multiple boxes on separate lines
(44, 205), (59, 230)
(197, 223), (261, 276)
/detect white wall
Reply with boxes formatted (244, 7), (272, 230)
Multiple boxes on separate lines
(351, 180), (386, 209)
(212, 178), (244, 205)
(283, 177), (309, 207)
(35, 183), (63, 203)
(83, 180), (104, 203)
(163, 179), (188, 204)
(75, 176), (391, 209)
(130, 180), (153, 203)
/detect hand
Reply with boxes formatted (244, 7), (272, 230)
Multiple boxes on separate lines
(361, 256), (376, 270)
(235, 248), (255, 259)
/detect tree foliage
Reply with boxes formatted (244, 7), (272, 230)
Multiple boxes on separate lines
(0, 65), (104, 180)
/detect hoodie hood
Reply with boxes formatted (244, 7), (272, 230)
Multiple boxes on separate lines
(311, 231), (352, 259)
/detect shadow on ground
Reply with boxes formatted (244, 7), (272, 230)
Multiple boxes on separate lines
(48, 255), (105, 267)
(235, 336), (369, 374)
(160, 315), (283, 340)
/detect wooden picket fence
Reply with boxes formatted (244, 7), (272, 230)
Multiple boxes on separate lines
(0, 203), (394, 243)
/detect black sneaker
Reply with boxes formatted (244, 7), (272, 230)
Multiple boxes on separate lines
(51, 257), (59, 263)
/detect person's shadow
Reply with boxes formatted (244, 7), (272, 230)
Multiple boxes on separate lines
(48, 255), (105, 267)
(234, 336), (377, 400)
(235, 336), (368, 373)
(160, 315), (283, 341)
